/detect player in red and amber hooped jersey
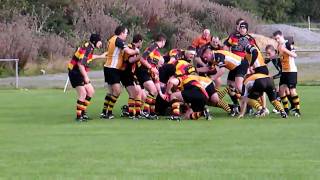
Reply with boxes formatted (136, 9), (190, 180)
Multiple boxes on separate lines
(158, 46), (197, 84)
(68, 34), (102, 121)
(164, 75), (209, 121)
(136, 33), (166, 119)
(223, 21), (257, 58)
(163, 48), (186, 63)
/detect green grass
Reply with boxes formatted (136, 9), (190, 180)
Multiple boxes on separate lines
(0, 86), (320, 179)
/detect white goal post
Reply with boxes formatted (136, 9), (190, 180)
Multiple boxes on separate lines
(0, 59), (19, 88)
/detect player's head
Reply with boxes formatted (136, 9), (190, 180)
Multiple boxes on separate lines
(201, 47), (213, 61)
(90, 33), (102, 48)
(132, 34), (143, 48)
(185, 46), (196, 62)
(239, 21), (248, 35)
(236, 18), (245, 32)
(115, 25), (129, 41)
(203, 29), (211, 40)
(265, 44), (277, 58)
(273, 30), (285, 44)
(211, 36), (221, 48)
(155, 33), (167, 48)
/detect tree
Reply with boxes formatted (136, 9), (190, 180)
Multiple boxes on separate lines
(257, 0), (294, 22)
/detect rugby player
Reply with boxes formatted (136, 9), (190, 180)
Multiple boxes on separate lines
(101, 26), (139, 119)
(273, 30), (301, 117)
(67, 34), (102, 121)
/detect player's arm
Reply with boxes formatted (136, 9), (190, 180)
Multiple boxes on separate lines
(128, 55), (141, 63)
(115, 37), (139, 55)
(78, 62), (90, 84)
(165, 77), (179, 95)
(213, 53), (226, 78)
(246, 45), (258, 66)
(140, 48), (158, 75)
(194, 56), (207, 67)
(279, 44), (297, 58)
(92, 52), (107, 60)
(223, 35), (232, 51)
(211, 66), (225, 81)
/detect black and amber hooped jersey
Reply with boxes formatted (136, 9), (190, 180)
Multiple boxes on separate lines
(245, 45), (266, 69)
(68, 42), (94, 72)
(279, 41), (297, 72)
(213, 50), (242, 70)
(122, 43), (140, 72)
(243, 73), (271, 97)
(244, 73), (270, 85)
(105, 35), (126, 69)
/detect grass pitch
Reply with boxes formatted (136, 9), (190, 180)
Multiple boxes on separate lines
(0, 86), (319, 179)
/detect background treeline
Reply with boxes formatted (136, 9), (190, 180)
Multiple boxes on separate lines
(0, 0), (317, 75)
(213, 0), (320, 23)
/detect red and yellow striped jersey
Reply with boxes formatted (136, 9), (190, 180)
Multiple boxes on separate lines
(177, 75), (209, 98)
(224, 33), (257, 57)
(168, 59), (196, 77)
(142, 43), (163, 68)
(67, 42), (94, 72)
(187, 75), (213, 89)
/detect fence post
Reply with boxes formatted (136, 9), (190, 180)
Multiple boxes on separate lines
(308, 16), (311, 31)
(15, 59), (19, 88)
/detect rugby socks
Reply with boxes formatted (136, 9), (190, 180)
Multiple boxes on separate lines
(82, 96), (92, 116)
(291, 94), (300, 111)
(128, 98), (136, 116)
(248, 98), (262, 110)
(135, 98), (142, 116)
(143, 101), (150, 114)
(271, 100), (284, 112)
(228, 87), (239, 105)
(280, 95), (289, 112)
(287, 95), (295, 109)
(102, 94), (112, 114)
(171, 99), (180, 116)
(216, 99), (231, 113)
(107, 95), (118, 115)
(189, 112), (203, 120)
(146, 94), (156, 115)
(76, 100), (86, 119)
(84, 96), (91, 109)
(216, 87), (228, 99)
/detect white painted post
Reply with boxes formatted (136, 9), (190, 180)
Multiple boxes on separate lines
(63, 77), (69, 93)
(15, 59), (19, 88)
(308, 16), (311, 31)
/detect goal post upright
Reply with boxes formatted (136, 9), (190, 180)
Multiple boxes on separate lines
(0, 59), (19, 88)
